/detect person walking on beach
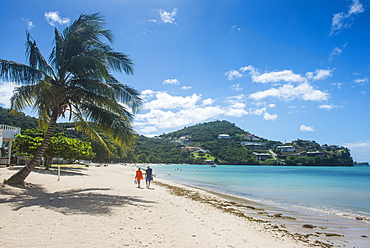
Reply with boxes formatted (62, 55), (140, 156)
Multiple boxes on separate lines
(135, 167), (143, 188)
(145, 166), (153, 189)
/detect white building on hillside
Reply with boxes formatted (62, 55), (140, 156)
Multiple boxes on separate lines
(276, 145), (296, 152)
(0, 124), (21, 165)
(218, 134), (230, 139)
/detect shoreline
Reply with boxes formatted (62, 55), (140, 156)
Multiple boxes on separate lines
(149, 163), (370, 247)
(0, 164), (368, 247)
(154, 175), (370, 248)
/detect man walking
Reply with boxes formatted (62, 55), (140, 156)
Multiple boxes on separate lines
(145, 166), (153, 189)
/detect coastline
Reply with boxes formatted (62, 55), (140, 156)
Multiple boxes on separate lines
(160, 178), (370, 248)
(152, 164), (370, 248)
(1, 163), (368, 247)
(1, 164), (308, 248)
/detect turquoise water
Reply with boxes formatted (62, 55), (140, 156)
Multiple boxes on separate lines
(152, 164), (370, 220)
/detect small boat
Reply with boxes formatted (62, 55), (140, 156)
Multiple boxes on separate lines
(211, 165), (216, 167)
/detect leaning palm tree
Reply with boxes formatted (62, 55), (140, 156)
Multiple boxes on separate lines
(0, 13), (142, 184)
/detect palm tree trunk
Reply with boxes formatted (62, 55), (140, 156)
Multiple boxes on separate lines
(44, 155), (52, 170)
(7, 110), (59, 184)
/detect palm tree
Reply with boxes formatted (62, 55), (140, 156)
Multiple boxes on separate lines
(0, 13), (142, 184)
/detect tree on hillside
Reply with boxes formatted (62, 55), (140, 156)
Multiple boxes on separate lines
(0, 107), (38, 130)
(0, 13), (142, 184)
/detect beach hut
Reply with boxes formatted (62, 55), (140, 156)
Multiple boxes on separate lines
(0, 124), (21, 165)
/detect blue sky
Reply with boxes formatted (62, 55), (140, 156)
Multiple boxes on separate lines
(0, 0), (369, 162)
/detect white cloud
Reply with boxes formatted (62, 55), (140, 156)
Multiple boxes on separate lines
(342, 140), (370, 162)
(300, 125), (315, 132)
(231, 84), (243, 91)
(249, 82), (329, 101)
(136, 107), (224, 130)
(353, 78), (368, 84)
(22, 18), (35, 29)
(239, 66), (332, 84)
(138, 125), (158, 133)
(141, 89), (157, 97)
(263, 112), (278, 121)
(159, 9), (178, 24)
(329, 47), (342, 61)
(224, 102), (249, 117)
(181, 86), (192, 90)
(202, 98), (214, 105)
(225, 70), (243, 81)
(227, 94), (247, 101)
(0, 83), (18, 108)
(241, 66), (305, 83)
(44, 11), (70, 26)
(232, 25), (241, 32)
(252, 101), (275, 108)
(330, 0), (365, 35)
(331, 82), (344, 89)
(328, 43), (347, 61)
(136, 91), (251, 134)
(250, 107), (277, 121)
(306, 69), (334, 81)
(163, 79), (180, 85)
(319, 104), (340, 110)
(144, 92), (201, 110)
(348, 0), (365, 15)
(252, 107), (266, 116)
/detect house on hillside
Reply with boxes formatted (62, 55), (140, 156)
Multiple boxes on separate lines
(307, 151), (326, 157)
(276, 145), (296, 152)
(292, 139), (312, 144)
(204, 159), (214, 165)
(241, 142), (266, 150)
(322, 144), (341, 150)
(0, 124), (21, 165)
(181, 146), (207, 153)
(218, 134), (230, 139)
(243, 134), (260, 141)
(252, 152), (271, 161)
(179, 136), (189, 141)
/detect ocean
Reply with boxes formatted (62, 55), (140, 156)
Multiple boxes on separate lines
(151, 164), (370, 246)
(152, 164), (370, 220)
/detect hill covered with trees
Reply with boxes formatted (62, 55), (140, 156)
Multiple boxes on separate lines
(132, 120), (352, 166)
(1, 109), (353, 165)
(0, 107), (38, 130)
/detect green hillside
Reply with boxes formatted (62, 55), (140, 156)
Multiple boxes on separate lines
(1, 110), (353, 165)
(161, 120), (249, 142)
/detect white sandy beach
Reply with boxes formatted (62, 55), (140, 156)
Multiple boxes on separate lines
(1, 164), (310, 248)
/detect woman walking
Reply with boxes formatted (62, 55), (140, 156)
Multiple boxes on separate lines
(135, 168), (143, 188)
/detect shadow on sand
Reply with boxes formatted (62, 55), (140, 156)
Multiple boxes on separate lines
(7, 166), (87, 176)
(0, 184), (155, 216)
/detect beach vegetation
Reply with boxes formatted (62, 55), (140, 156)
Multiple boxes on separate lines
(13, 128), (95, 169)
(0, 13), (142, 183)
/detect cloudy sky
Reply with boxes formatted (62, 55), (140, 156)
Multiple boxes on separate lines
(1, 0), (369, 162)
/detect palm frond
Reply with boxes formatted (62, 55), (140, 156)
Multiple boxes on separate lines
(10, 85), (36, 111)
(0, 59), (43, 84)
(78, 102), (136, 147)
(106, 51), (134, 75)
(25, 31), (54, 76)
(72, 112), (112, 155)
(108, 83), (142, 114)
(50, 28), (65, 77)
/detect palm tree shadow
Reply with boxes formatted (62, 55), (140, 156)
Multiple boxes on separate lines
(0, 184), (155, 215)
(8, 166), (87, 176)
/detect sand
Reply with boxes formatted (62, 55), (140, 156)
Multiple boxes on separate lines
(1, 164), (311, 248)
